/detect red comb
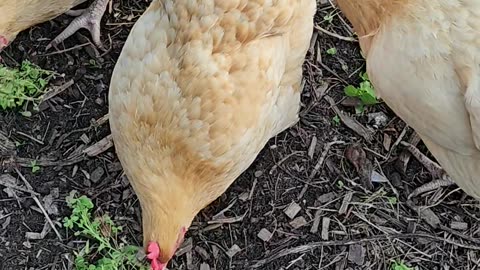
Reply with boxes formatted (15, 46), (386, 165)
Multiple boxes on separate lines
(147, 242), (167, 270)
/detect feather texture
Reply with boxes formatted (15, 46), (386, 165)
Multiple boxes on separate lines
(337, 0), (480, 199)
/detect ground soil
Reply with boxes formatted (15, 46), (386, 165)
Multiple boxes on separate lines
(1, 1), (480, 270)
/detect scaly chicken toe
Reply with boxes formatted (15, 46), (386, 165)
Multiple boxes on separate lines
(46, 0), (109, 50)
(401, 142), (455, 198)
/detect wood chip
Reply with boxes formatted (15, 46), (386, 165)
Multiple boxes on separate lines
(39, 80), (74, 105)
(383, 133), (392, 151)
(308, 136), (317, 159)
(83, 134), (113, 157)
(310, 210), (322, 234)
(290, 216), (308, 229)
(396, 131), (420, 173)
(321, 217), (330, 240)
(325, 96), (374, 142)
(407, 201), (440, 228)
(450, 221), (468, 231)
(1, 216), (11, 229)
(80, 133), (91, 144)
(107, 162), (123, 172)
(339, 192), (353, 215)
(284, 202), (302, 219)
(25, 223), (51, 240)
(226, 244), (241, 258)
(207, 212), (246, 224)
(186, 250), (193, 270)
(348, 244), (365, 266)
(212, 245), (220, 259)
(175, 238), (193, 257)
(200, 263), (210, 270)
(317, 192), (336, 204)
(0, 130), (15, 156)
(0, 174), (38, 196)
(90, 167), (105, 183)
(257, 228), (273, 242)
(254, 170), (263, 177)
(367, 112), (388, 128)
(238, 192), (249, 202)
(194, 246), (210, 260)
(249, 178), (257, 200)
(345, 144), (374, 190)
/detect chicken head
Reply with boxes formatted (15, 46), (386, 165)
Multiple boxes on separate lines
(146, 227), (187, 270)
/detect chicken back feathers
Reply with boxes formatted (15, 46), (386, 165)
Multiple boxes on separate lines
(109, 0), (315, 262)
(338, 0), (480, 199)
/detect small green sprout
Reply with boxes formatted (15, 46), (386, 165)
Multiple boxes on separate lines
(390, 260), (413, 270)
(336, 180), (344, 189)
(332, 115), (340, 126)
(326, 47), (337, 55)
(344, 72), (378, 113)
(324, 13), (334, 24)
(0, 60), (52, 110)
(30, 160), (40, 173)
(387, 196), (397, 205)
(88, 59), (102, 69)
(64, 192), (148, 270)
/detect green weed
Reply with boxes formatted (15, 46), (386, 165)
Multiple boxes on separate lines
(390, 260), (413, 270)
(323, 12), (335, 24)
(326, 47), (337, 55)
(344, 72), (378, 113)
(0, 60), (52, 110)
(332, 115), (340, 126)
(30, 160), (40, 174)
(64, 192), (148, 270)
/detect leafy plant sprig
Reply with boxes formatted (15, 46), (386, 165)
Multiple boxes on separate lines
(344, 72), (378, 113)
(64, 192), (148, 270)
(0, 60), (52, 110)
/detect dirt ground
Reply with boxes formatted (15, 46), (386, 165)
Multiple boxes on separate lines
(1, 1), (480, 270)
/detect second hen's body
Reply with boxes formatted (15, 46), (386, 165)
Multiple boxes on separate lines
(337, 0), (480, 199)
(109, 0), (315, 267)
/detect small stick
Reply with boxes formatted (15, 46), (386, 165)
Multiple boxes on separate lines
(297, 140), (345, 200)
(314, 25), (357, 42)
(16, 131), (44, 145)
(14, 168), (63, 241)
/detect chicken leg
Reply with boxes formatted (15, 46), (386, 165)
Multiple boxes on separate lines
(46, 0), (109, 50)
(401, 142), (455, 199)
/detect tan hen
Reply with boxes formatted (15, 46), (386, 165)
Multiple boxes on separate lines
(108, 0), (316, 269)
(337, 0), (480, 199)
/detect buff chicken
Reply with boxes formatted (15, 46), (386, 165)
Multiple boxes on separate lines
(108, 0), (316, 269)
(336, 0), (480, 199)
(0, 0), (109, 53)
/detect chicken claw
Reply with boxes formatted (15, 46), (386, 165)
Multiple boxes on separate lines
(46, 0), (109, 50)
(401, 142), (455, 199)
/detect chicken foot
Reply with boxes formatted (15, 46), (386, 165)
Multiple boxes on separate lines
(401, 142), (455, 199)
(46, 0), (109, 50)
